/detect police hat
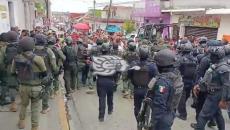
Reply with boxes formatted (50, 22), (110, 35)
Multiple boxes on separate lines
(154, 49), (177, 67)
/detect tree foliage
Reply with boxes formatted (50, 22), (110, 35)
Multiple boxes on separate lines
(123, 20), (135, 34)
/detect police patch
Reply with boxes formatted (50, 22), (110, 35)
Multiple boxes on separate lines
(159, 85), (166, 94)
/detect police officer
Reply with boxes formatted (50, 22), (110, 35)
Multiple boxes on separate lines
(128, 44), (158, 120)
(191, 40), (222, 128)
(193, 46), (230, 130)
(177, 43), (197, 120)
(122, 40), (139, 98)
(149, 49), (183, 130)
(96, 43), (115, 122)
(5, 31), (19, 112)
(12, 37), (47, 130)
(47, 36), (66, 96)
(34, 34), (57, 114)
(62, 37), (77, 98)
(224, 45), (230, 119)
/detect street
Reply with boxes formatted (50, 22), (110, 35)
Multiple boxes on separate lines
(68, 86), (230, 130)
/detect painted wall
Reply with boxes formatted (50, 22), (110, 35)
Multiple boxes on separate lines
(0, 0), (10, 33)
(217, 15), (230, 40)
(171, 0), (230, 8)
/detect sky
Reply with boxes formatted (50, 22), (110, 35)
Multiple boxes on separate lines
(51, 0), (135, 13)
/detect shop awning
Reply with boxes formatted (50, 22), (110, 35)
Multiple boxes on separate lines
(206, 9), (230, 14)
(162, 8), (205, 13)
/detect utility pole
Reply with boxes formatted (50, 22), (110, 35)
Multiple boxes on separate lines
(93, 0), (96, 31)
(106, 0), (112, 27)
(44, 0), (50, 29)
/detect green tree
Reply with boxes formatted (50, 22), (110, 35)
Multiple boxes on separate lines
(123, 20), (135, 34)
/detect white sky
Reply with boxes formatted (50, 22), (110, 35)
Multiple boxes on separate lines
(51, 0), (135, 13)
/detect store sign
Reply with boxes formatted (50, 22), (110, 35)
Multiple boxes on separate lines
(179, 15), (221, 28)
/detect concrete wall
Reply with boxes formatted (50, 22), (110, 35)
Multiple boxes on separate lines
(217, 15), (230, 40)
(116, 8), (132, 20)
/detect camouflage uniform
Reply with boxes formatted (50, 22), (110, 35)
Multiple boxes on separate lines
(34, 46), (57, 112)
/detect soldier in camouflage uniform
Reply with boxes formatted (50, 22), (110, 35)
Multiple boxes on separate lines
(4, 31), (19, 112)
(12, 37), (48, 130)
(34, 34), (57, 114)
(47, 36), (66, 96)
(122, 40), (139, 98)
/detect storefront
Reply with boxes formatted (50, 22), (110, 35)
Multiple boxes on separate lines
(178, 15), (221, 39)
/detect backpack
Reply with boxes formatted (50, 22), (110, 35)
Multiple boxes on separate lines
(132, 62), (150, 87)
(14, 54), (35, 83)
(51, 47), (60, 64)
(34, 47), (51, 72)
(4, 43), (18, 65)
(179, 54), (197, 79)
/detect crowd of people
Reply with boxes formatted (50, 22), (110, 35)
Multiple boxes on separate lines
(0, 26), (230, 130)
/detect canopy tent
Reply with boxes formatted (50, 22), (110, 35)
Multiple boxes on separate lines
(106, 25), (121, 33)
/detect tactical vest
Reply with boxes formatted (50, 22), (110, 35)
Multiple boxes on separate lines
(51, 46), (60, 65)
(34, 47), (51, 73)
(14, 54), (36, 83)
(150, 70), (184, 111)
(124, 51), (139, 64)
(132, 62), (150, 87)
(179, 54), (197, 79)
(4, 42), (18, 65)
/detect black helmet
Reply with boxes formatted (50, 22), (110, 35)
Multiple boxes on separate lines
(96, 39), (103, 45)
(209, 46), (225, 59)
(7, 31), (18, 42)
(65, 36), (73, 45)
(101, 43), (110, 53)
(207, 40), (222, 47)
(0, 33), (8, 42)
(199, 37), (208, 44)
(180, 43), (193, 52)
(224, 45), (230, 55)
(19, 36), (35, 52)
(138, 45), (149, 59)
(47, 36), (56, 45)
(128, 41), (136, 51)
(154, 49), (177, 67)
(34, 34), (47, 45)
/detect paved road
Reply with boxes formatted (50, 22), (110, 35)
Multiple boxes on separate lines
(0, 91), (69, 130)
(68, 87), (230, 130)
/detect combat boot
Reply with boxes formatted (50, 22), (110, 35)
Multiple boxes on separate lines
(10, 101), (17, 112)
(18, 120), (25, 129)
(31, 127), (38, 130)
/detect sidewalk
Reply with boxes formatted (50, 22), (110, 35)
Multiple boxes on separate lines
(0, 91), (69, 130)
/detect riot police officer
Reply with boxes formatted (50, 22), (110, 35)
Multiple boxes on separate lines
(34, 34), (57, 114)
(12, 37), (48, 130)
(149, 49), (183, 130)
(128, 44), (158, 120)
(177, 43), (197, 120)
(194, 46), (230, 130)
(62, 37), (78, 98)
(191, 40), (222, 128)
(96, 43), (115, 122)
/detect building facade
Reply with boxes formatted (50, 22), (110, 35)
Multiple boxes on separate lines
(0, 0), (37, 33)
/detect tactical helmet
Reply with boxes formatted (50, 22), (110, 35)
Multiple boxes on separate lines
(0, 33), (8, 42)
(19, 36), (35, 51)
(180, 43), (193, 52)
(207, 40), (222, 47)
(96, 39), (103, 45)
(209, 46), (225, 59)
(224, 45), (230, 55)
(138, 45), (149, 59)
(128, 41), (136, 51)
(65, 36), (73, 45)
(199, 37), (208, 44)
(101, 43), (110, 53)
(47, 36), (56, 45)
(7, 31), (18, 42)
(154, 49), (177, 67)
(34, 34), (47, 45)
